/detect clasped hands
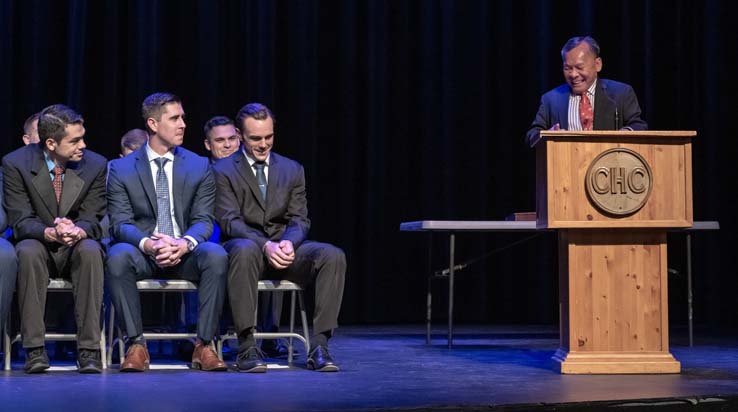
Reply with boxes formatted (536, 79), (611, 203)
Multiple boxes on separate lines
(143, 233), (189, 268)
(44, 217), (87, 247)
(263, 240), (295, 269)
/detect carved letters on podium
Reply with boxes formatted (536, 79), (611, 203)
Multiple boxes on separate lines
(585, 148), (653, 216)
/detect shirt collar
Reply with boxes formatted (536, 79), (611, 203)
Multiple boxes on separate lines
(145, 142), (175, 163)
(43, 150), (61, 174)
(586, 79), (597, 96)
(570, 79), (598, 97)
(242, 149), (270, 168)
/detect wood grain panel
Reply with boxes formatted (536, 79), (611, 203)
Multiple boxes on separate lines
(536, 131), (694, 229)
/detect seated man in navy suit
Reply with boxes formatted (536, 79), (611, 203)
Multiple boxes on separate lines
(106, 92), (228, 372)
(213, 103), (345, 372)
(526, 35), (647, 146)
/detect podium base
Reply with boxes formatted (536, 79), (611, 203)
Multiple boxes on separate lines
(553, 349), (681, 374)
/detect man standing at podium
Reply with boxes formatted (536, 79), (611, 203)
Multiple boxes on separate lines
(526, 36), (648, 146)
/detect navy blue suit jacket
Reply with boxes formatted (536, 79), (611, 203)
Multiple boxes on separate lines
(107, 145), (215, 247)
(526, 78), (648, 146)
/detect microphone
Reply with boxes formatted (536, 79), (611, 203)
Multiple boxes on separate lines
(615, 107), (620, 130)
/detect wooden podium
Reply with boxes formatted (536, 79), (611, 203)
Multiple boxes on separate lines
(534, 130), (695, 374)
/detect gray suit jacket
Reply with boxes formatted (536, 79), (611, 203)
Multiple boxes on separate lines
(107, 145), (214, 246)
(213, 151), (310, 249)
(2, 143), (107, 241)
(526, 78), (648, 146)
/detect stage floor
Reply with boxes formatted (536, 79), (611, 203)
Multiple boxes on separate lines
(2, 324), (738, 412)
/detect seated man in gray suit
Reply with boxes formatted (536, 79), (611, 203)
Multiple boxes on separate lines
(0, 170), (18, 354)
(106, 92), (228, 372)
(2, 104), (107, 373)
(213, 103), (345, 372)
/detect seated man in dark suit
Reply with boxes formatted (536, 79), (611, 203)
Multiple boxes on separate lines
(21, 112), (41, 145)
(204, 115), (291, 359)
(526, 35), (648, 146)
(2, 104), (107, 373)
(213, 103), (345, 372)
(0, 170), (18, 351)
(119, 128), (148, 157)
(106, 92), (228, 372)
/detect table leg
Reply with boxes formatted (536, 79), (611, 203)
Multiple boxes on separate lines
(687, 232), (693, 347)
(426, 233), (433, 345)
(448, 232), (455, 349)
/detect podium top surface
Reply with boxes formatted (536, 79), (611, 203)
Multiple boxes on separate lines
(532, 130), (696, 147)
(399, 220), (719, 232)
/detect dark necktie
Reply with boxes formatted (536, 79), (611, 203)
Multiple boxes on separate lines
(253, 162), (267, 201)
(53, 165), (64, 203)
(154, 157), (175, 237)
(579, 92), (593, 130)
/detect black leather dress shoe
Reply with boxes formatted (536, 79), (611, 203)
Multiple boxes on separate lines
(307, 345), (339, 372)
(77, 349), (103, 374)
(236, 346), (267, 373)
(261, 339), (296, 359)
(24, 347), (50, 374)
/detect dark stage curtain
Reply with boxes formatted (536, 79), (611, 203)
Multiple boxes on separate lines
(0, 0), (736, 328)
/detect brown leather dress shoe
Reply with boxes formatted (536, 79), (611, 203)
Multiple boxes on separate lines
(120, 343), (150, 372)
(191, 341), (227, 371)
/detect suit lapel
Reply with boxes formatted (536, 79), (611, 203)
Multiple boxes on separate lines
(265, 154), (279, 208)
(557, 90), (569, 130)
(172, 148), (186, 229)
(235, 153), (266, 210)
(30, 151), (58, 217)
(134, 149), (157, 215)
(594, 80), (615, 130)
(58, 162), (84, 217)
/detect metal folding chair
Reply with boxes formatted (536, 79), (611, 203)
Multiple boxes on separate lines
(217, 280), (310, 366)
(3, 279), (107, 370)
(107, 279), (199, 366)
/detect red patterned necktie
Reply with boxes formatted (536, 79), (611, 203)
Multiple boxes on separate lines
(579, 92), (593, 130)
(53, 165), (64, 202)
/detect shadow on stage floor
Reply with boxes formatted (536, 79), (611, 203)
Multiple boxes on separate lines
(2, 324), (738, 412)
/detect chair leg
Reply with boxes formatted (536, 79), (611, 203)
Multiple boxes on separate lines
(298, 291), (310, 356)
(3, 320), (10, 371)
(100, 318), (107, 370)
(288, 291), (296, 365)
(107, 304), (116, 367)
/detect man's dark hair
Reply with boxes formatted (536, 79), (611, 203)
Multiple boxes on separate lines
(120, 128), (148, 154)
(203, 116), (235, 140)
(23, 112), (40, 135)
(141, 92), (181, 133)
(37, 104), (84, 143)
(235, 103), (275, 131)
(561, 36), (600, 61)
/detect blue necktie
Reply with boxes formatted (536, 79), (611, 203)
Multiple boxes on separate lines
(154, 157), (175, 237)
(254, 162), (267, 201)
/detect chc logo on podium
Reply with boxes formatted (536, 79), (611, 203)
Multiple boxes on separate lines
(585, 148), (653, 216)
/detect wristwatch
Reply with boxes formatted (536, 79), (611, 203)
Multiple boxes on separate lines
(185, 239), (195, 252)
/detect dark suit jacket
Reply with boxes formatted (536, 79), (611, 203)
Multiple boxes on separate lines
(2, 143), (107, 241)
(526, 78), (648, 146)
(213, 151), (310, 249)
(107, 145), (214, 246)
(0, 169), (7, 232)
